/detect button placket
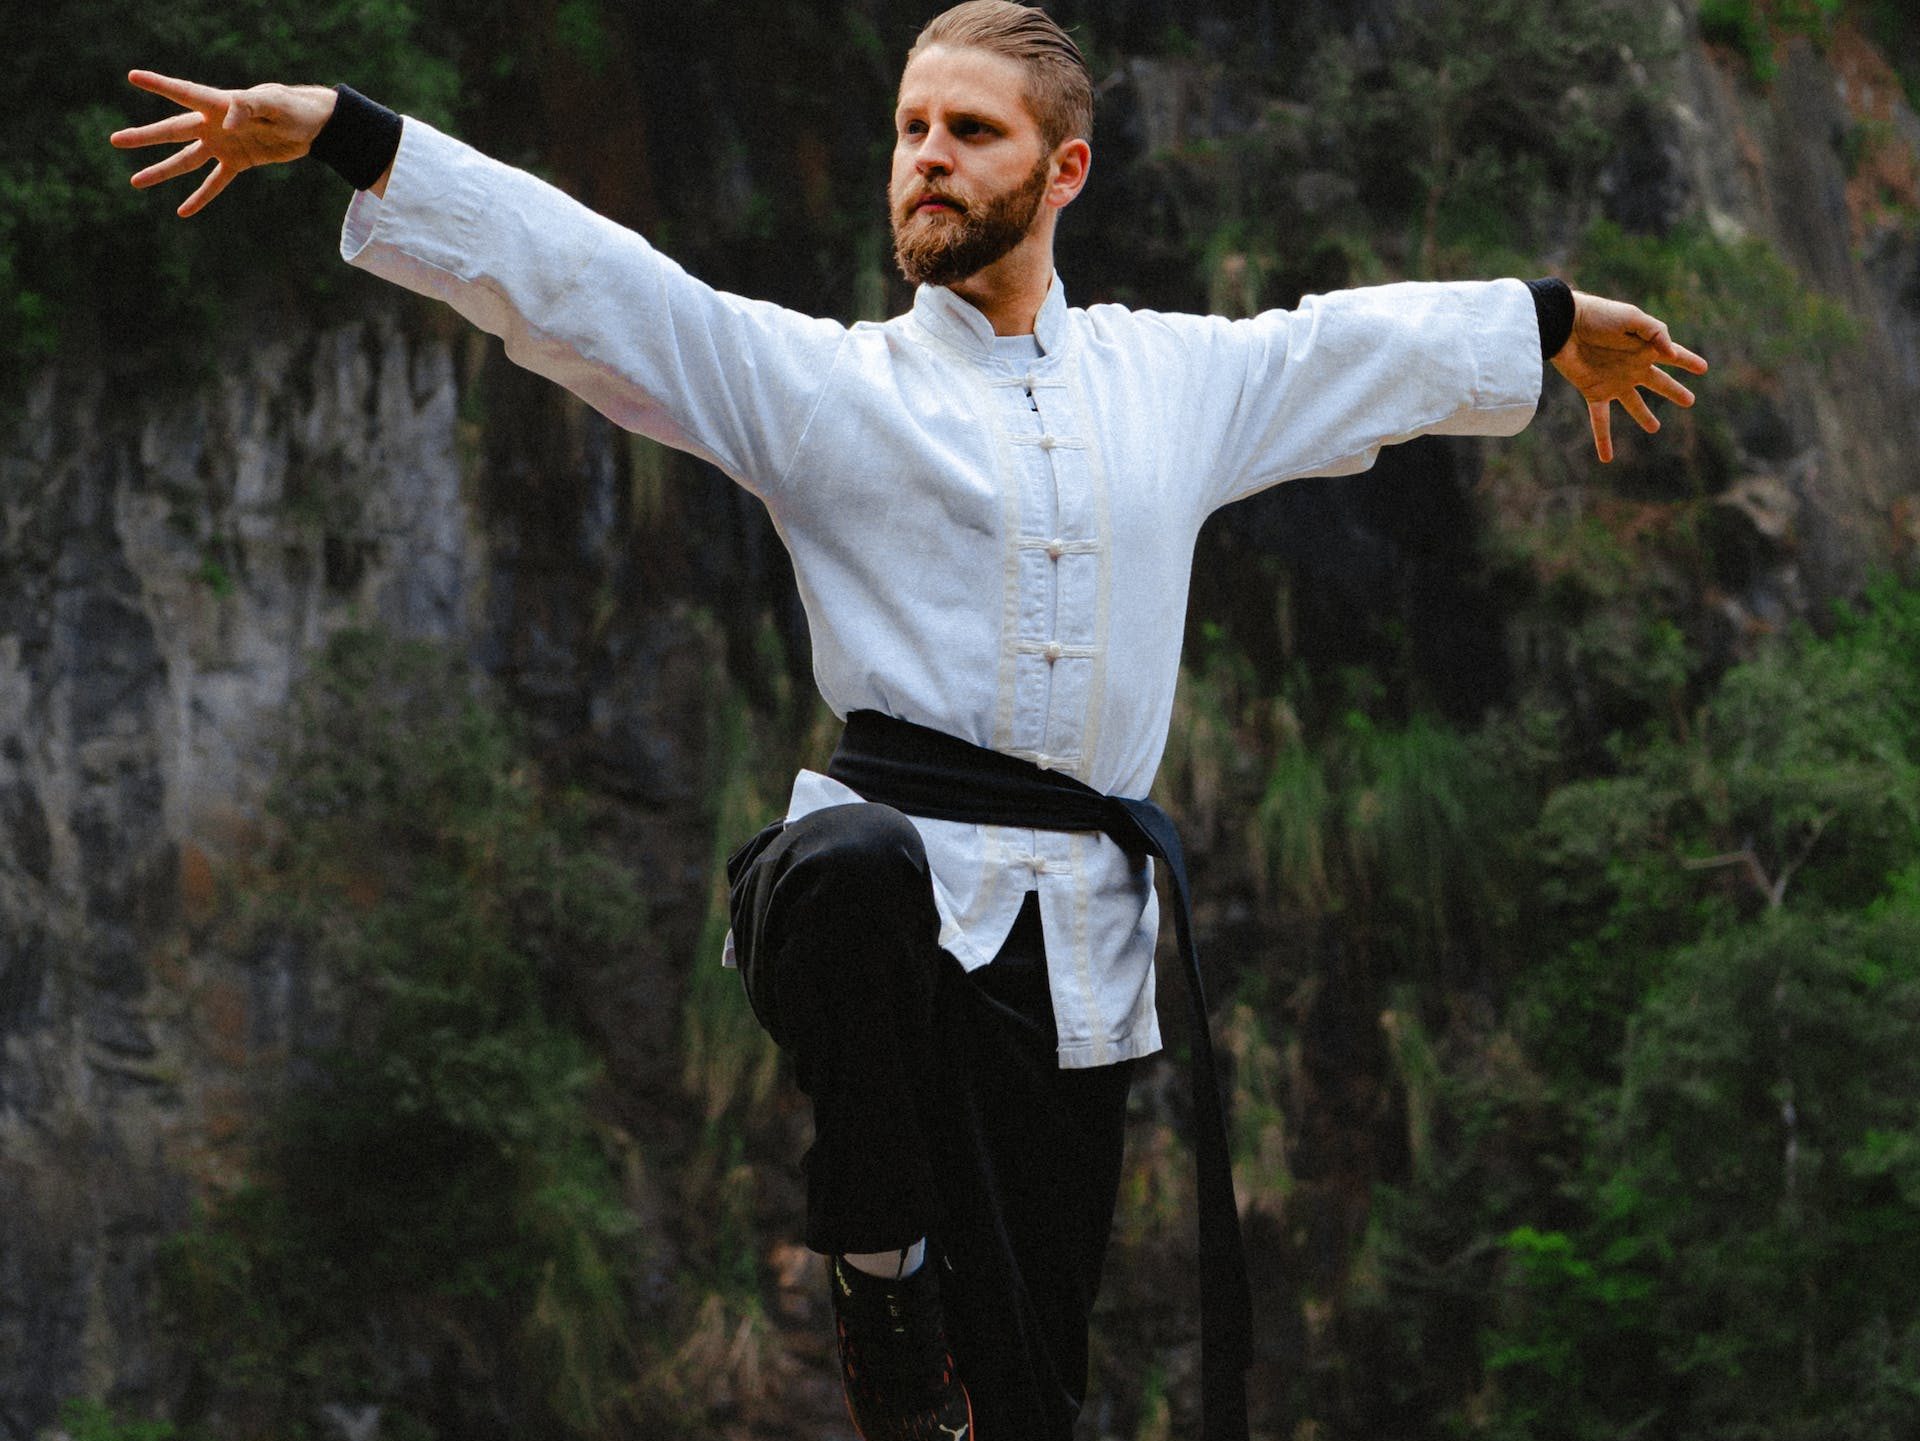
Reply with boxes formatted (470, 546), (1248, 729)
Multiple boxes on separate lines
(993, 356), (1098, 775)
(1041, 381), (1094, 779)
(1001, 365), (1059, 764)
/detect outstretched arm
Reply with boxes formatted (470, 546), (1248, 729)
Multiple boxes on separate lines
(115, 72), (844, 500)
(1552, 291), (1709, 463)
(109, 71), (390, 215)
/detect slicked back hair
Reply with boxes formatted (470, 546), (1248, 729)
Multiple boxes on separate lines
(907, 2), (1094, 150)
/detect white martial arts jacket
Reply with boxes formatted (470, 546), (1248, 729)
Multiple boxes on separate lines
(343, 118), (1544, 1068)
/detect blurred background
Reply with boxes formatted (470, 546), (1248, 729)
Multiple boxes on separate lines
(6, 0), (1920, 1437)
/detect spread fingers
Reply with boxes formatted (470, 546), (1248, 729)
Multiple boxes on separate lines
(1622, 390), (1660, 435)
(1588, 401), (1615, 464)
(1646, 368), (1697, 409)
(177, 160), (237, 218)
(127, 71), (229, 111)
(1658, 339), (1710, 374)
(132, 141), (211, 189)
(110, 111), (206, 149)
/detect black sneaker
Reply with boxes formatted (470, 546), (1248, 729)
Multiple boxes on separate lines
(831, 1255), (975, 1441)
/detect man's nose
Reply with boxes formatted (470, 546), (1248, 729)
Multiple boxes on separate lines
(915, 127), (954, 176)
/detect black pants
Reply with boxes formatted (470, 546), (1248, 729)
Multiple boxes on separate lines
(727, 802), (1135, 1440)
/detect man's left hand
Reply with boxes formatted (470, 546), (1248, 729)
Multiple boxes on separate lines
(110, 72), (341, 217)
(1552, 292), (1709, 463)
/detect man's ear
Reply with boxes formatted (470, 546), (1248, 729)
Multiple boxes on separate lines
(1047, 137), (1092, 210)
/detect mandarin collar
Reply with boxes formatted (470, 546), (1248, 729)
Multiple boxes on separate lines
(910, 273), (1070, 359)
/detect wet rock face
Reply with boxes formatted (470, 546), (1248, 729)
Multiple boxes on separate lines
(1669, 22), (1920, 607)
(0, 317), (473, 1436)
(0, 296), (741, 1435)
(1600, 96), (1694, 235)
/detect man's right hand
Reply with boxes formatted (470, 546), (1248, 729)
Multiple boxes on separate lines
(1550, 291), (1708, 464)
(110, 72), (341, 217)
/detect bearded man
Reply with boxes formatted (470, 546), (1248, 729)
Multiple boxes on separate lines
(113, 4), (1705, 1439)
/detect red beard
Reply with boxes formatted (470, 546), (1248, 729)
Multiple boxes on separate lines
(891, 154), (1051, 287)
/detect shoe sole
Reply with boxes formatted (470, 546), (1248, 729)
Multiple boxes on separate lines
(842, 1382), (975, 1441)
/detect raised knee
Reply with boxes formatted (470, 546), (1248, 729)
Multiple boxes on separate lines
(781, 803), (929, 896)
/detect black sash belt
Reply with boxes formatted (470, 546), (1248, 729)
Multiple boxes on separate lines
(827, 709), (1252, 1441)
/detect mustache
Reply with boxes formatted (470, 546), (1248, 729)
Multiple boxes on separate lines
(901, 184), (968, 214)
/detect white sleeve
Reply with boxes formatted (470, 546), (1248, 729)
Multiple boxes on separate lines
(1192, 278), (1543, 511)
(340, 118), (847, 501)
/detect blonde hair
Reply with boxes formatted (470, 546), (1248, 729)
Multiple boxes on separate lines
(907, 1), (1093, 149)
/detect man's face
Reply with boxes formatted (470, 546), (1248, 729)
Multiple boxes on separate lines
(890, 44), (1057, 287)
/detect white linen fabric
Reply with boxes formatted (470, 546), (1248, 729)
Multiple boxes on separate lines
(342, 118), (1544, 1068)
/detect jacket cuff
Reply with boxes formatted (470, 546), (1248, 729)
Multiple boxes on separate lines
(309, 84), (402, 191)
(1526, 276), (1575, 361)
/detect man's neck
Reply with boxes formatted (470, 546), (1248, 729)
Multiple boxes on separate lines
(946, 229), (1056, 336)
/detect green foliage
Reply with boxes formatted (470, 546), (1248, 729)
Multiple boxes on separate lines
(1304, 0), (1642, 271)
(667, 663), (782, 1400)
(1253, 710), (1530, 972)
(1520, 590), (1920, 1089)
(1700, 0), (1845, 83)
(1575, 217), (1857, 374)
(1134, 1362), (1173, 1441)
(1536, 619), (1920, 945)
(1344, 578), (1920, 1441)
(1483, 1217), (1664, 1440)
(679, 681), (781, 1136)
(1159, 619), (1278, 848)
(1831, 572), (1920, 750)
(161, 628), (647, 1439)
(1218, 996), (1294, 1211)
(551, 0), (614, 74)
(1863, 0), (1920, 109)
(1478, 158), (1861, 734)
(1700, 0), (1778, 78)
(57, 1399), (179, 1441)
(644, 616), (836, 1424)
(1569, 909), (1920, 1439)
(2, 0), (458, 391)
(1334, 1011), (1582, 1436)
(195, 557), (236, 599)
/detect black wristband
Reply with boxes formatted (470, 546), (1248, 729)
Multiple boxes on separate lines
(308, 84), (402, 191)
(1526, 276), (1575, 361)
